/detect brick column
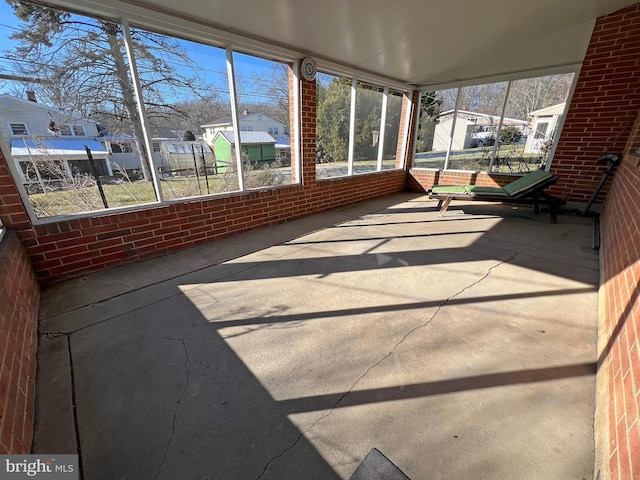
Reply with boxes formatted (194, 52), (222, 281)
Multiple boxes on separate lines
(289, 66), (317, 184)
(0, 148), (32, 231)
(551, 3), (640, 203)
(396, 91), (419, 169)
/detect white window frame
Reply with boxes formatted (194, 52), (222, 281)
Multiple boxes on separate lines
(72, 124), (86, 136)
(9, 122), (29, 136)
(533, 118), (552, 139)
(412, 71), (579, 173)
(317, 73), (407, 179)
(59, 124), (87, 137)
(0, 6), (312, 224)
(58, 124), (73, 136)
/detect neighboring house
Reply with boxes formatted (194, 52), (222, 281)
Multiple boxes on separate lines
(211, 131), (276, 163)
(524, 102), (567, 154)
(433, 109), (528, 151)
(201, 112), (287, 142)
(201, 112), (290, 159)
(0, 92), (111, 185)
(101, 126), (182, 173)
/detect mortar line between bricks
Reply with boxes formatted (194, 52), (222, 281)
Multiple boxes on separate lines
(255, 252), (517, 479)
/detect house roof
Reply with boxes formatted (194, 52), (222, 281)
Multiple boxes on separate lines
(274, 136), (290, 149)
(529, 103), (567, 117)
(201, 113), (283, 128)
(202, 115), (232, 128)
(10, 139), (109, 159)
(0, 94), (91, 123)
(214, 131), (276, 145)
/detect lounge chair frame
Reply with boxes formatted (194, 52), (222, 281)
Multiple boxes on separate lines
(428, 172), (566, 223)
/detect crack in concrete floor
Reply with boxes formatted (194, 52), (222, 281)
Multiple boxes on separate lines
(255, 253), (517, 479)
(155, 336), (191, 480)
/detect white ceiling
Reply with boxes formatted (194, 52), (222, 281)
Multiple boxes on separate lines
(64, 0), (639, 89)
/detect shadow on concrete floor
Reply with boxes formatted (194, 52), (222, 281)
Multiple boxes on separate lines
(34, 194), (599, 480)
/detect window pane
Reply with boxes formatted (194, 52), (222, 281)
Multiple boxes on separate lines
(381, 91), (404, 170)
(1, 6), (158, 217)
(493, 73), (573, 173)
(59, 125), (72, 136)
(9, 123), (29, 136)
(413, 89), (455, 169)
(132, 28), (237, 199)
(316, 72), (351, 179)
(231, 52), (292, 190)
(445, 82), (508, 171)
(353, 82), (383, 175)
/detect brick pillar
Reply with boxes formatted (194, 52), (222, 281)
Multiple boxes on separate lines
(0, 147), (32, 231)
(396, 90), (419, 169)
(551, 3), (640, 203)
(301, 76), (317, 184)
(289, 66), (317, 184)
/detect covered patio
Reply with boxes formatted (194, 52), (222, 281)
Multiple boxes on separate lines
(0, 1), (639, 479)
(34, 195), (598, 479)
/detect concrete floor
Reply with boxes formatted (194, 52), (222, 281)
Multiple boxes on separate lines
(34, 193), (600, 480)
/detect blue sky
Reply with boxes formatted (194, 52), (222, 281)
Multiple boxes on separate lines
(0, 1), (19, 54)
(0, 1), (280, 103)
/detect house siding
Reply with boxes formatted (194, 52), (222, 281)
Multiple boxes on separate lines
(0, 95), (99, 139)
(212, 136), (232, 162)
(244, 144), (275, 162)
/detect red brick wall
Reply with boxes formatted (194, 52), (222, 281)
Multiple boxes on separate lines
(0, 230), (40, 454)
(0, 73), (406, 285)
(550, 3), (640, 203)
(597, 109), (640, 480)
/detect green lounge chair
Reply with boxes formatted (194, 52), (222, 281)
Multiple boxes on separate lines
(428, 169), (566, 223)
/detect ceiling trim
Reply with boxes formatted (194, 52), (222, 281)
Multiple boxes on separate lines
(33, 0), (417, 91)
(416, 62), (583, 92)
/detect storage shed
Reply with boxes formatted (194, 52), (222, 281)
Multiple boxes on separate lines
(211, 131), (276, 164)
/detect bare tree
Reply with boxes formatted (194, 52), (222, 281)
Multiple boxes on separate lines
(5, 0), (209, 181)
(505, 74), (574, 120)
(247, 62), (290, 127)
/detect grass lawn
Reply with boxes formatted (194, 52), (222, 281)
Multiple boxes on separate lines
(413, 145), (545, 173)
(28, 147), (544, 218)
(29, 166), (293, 218)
